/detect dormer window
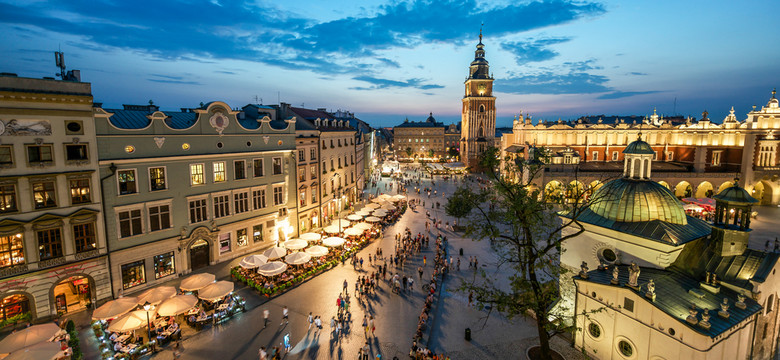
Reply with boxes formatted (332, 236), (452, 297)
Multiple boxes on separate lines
(315, 119), (321, 127)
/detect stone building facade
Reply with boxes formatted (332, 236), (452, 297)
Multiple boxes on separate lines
(393, 114), (447, 160)
(0, 74), (111, 321)
(94, 101), (298, 296)
(461, 30), (496, 169)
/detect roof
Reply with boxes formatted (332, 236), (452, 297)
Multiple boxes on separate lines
(712, 183), (758, 204)
(671, 236), (780, 291)
(289, 107), (333, 121)
(577, 266), (762, 338)
(623, 137), (655, 154)
(105, 109), (153, 129)
(395, 120), (444, 128)
(589, 178), (687, 224)
(571, 208), (712, 245)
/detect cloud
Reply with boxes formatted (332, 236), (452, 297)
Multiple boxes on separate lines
(376, 57), (400, 68)
(597, 91), (661, 99)
(214, 70), (236, 75)
(350, 76), (443, 91)
(498, 71), (610, 94)
(501, 37), (571, 64)
(626, 71), (647, 76)
(147, 78), (202, 85)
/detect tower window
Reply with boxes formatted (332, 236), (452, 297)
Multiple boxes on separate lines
(479, 105), (485, 113)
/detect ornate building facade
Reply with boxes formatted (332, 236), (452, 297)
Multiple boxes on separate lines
(0, 74), (111, 321)
(393, 114), (446, 160)
(460, 30), (496, 169)
(500, 92), (780, 205)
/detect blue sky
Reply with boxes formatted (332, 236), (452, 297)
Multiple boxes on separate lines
(0, 0), (778, 128)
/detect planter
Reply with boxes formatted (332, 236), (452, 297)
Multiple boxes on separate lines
(526, 346), (565, 360)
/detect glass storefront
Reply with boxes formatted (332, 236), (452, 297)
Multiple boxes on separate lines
(53, 276), (91, 315)
(0, 294), (29, 323)
(154, 252), (175, 280)
(236, 229), (248, 247)
(219, 233), (231, 254)
(121, 260), (146, 290)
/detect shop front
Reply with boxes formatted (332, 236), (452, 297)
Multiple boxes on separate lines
(52, 275), (93, 316)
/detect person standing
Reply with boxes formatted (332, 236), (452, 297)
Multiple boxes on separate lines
(314, 316), (322, 331)
(418, 266), (423, 279)
(263, 308), (270, 329)
(368, 316), (375, 338)
(258, 346), (267, 360)
(362, 341), (371, 360)
(343, 279), (348, 293)
(281, 306), (289, 325)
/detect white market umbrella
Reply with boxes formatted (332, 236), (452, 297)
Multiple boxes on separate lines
(305, 245), (329, 257)
(323, 225), (341, 234)
(353, 222), (372, 230)
(92, 297), (138, 320)
(343, 228), (364, 237)
(239, 254), (268, 269)
(108, 310), (155, 332)
(299, 233), (322, 242)
(0, 323), (61, 354)
(322, 237), (346, 247)
(355, 210), (371, 217)
(263, 246), (287, 260)
(346, 214), (363, 221)
(330, 219), (351, 228)
(257, 261), (288, 276)
(394, 194), (406, 201)
(365, 203), (380, 209)
(372, 210), (388, 217)
(136, 286), (176, 306)
(381, 204), (396, 211)
(283, 239), (308, 250)
(371, 198), (386, 203)
(379, 193), (393, 199)
(365, 216), (382, 223)
(285, 252), (312, 265)
(683, 203), (703, 211)
(179, 273), (215, 292)
(5, 341), (63, 360)
(157, 295), (199, 316)
(198, 281), (234, 302)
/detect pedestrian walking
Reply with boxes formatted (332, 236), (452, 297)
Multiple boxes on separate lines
(363, 341), (370, 360)
(308, 312), (313, 330)
(283, 333), (291, 353)
(315, 316), (322, 331)
(423, 256), (427, 266)
(258, 346), (267, 360)
(344, 279), (348, 293)
(418, 266), (423, 279)
(369, 316), (375, 337)
(263, 308), (270, 328)
(330, 316), (336, 332)
(281, 306), (289, 325)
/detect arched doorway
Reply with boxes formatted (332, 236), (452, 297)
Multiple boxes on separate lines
(675, 181), (692, 198)
(0, 293), (32, 326)
(568, 181), (585, 202)
(696, 181), (714, 198)
(544, 181), (563, 202)
(51, 275), (93, 316)
(189, 239), (210, 271)
(751, 181), (775, 205)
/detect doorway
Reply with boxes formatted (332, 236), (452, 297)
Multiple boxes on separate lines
(190, 239), (210, 271)
(52, 276), (91, 316)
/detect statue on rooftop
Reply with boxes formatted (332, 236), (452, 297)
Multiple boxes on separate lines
(719, 298), (730, 318)
(611, 266), (619, 285)
(627, 262), (640, 288)
(579, 261), (589, 279)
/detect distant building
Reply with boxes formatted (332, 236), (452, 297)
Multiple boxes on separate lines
(393, 114), (449, 160)
(94, 101), (298, 295)
(0, 74), (111, 321)
(460, 30), (496, 170)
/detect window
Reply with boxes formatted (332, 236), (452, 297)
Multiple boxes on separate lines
(252, 188), (267, 209)
(338, 158), (342, 168)
(612, 151), (619, 161)
(253, 158), (264, 177)
(351, 155), (354, 165)
(37, 228), (63, 260)
(599, 248), (617, 263)
(273, 186), (283, 206)
(27, 145), (53, 164)
(65, 144), (88, 161)
(73, 223), (96, 253)
(298, 150), (305, 162)
(272, 157), (282, 175)
(591, 151), (598, 161)
(32, 181), (56, 209)
(311, 187), (317, 203)
(148, 204), (171, 231)
(213, 194), (230, 218)
(69, 178), (91, 204)
(213, 162), (226, 182)
(310, 148), (316, 160)
(322, 161), (327, 174)
(253, 224), (264, 243)
(190, 164), (205, 185)
(0, 234), (24, 268)
(330, 139), (334, 148)
(189, 198), (208, 223)
(623, 297), (634, 312)
(117, 170), (137, 195)
(149, 167), (166, 191)
(338, 139), (342, 147)
(154, 252), (175, 280)
(712, 151), (722, 166)
(0, 146), (13, 166)
(653, 151), (658, 160)
(118, 208), (143, 238)
(219, 233), (231, 254)
(299, 168), (306, 182)
(330, 159), (334, 170)
(121, 260), (146, 290)
(234, 191), (249, 214)
(310, 165), (317, 179)
(236, 229), (248, 247)
(234, 160), (246, 180)
(0, 185), (18, 213)
(351, 172), (354, 184)
(588, 322), (601, 339)
(666, 151), (674, 161)
(300, 189), (307, 207)
(618, 340), (633, 357)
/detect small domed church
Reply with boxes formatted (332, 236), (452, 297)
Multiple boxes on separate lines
(559, 135), (780, 359)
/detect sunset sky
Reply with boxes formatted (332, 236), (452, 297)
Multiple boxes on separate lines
(1, 0), (778, 127)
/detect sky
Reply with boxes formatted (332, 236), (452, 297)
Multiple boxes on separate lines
(0, 0), (778, 128)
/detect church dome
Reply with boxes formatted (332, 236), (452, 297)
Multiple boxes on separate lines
(712, 182), (758, 204)
(623, 137), (654, 154)
(589, 178), (687, 224)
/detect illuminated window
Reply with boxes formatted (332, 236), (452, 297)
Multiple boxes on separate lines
(711, 151), (722, 166)
(32, 181), (56, 209)
(73, 222), (96, 253)
(117, 170), (137, 195)
(149, 167), (166, 191)
(190, 164), (205, 185)
(121, 260), (145, 290)
(253, 224), (264, 243)
(154, 252), (175, 280)
(69, 178), (91, 204)
(213, 162), (226, 182)
(0, 234), (25, 268)
(0, 185), (18, 213)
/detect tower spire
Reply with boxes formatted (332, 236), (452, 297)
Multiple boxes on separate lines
(479, 23), (483, 43)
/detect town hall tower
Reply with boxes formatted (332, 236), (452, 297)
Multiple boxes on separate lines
(460, 28), (496, 170)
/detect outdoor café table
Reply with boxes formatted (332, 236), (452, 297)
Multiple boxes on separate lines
(185, 307), (199, 316)
(216, 303), (229, 312)
(119, 343), (137, 353)
(116, 334), (131, 344)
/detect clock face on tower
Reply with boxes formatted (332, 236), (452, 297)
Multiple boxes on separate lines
(478, 83), (486, 94)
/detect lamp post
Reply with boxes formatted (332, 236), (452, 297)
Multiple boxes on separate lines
(143, 301), (155, 352)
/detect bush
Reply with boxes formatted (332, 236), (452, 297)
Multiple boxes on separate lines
(66, 320), (75, 333)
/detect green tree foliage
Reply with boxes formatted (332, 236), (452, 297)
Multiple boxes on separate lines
(446, 146), (608, 360)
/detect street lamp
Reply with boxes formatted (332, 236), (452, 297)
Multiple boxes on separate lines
(143, 301), (155, 352)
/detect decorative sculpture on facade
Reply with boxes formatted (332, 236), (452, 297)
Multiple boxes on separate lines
(579, 261), (589, 279)
(718, 298), (730, 318)
(627, 262), (640, 289)
(645, 279), (656, 301)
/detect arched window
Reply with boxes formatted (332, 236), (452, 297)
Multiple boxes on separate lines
(478, 126), (484, 137)
(643, 158), (651, 178)
(632, 158), (640, 178)
(479, 105), (485, 113)
(768, 294), (775, 313)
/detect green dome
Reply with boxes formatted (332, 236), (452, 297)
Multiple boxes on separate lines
(623, 138), (655, 155)
(589, 178), (687, 224)
(713, 183), (758, 204)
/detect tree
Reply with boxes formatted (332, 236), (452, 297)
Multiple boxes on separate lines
(406, 147), (413, 158)
(427, 149), (435, 158)
(446, 146), (608, 360)
(448, 147), (459, 159)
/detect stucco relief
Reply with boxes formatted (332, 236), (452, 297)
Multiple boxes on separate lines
(0, 119), (52, 136)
